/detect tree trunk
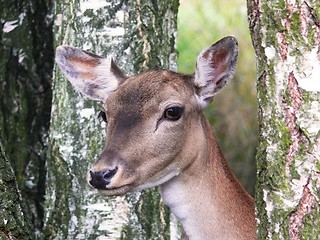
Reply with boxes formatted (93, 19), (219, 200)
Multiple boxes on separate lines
(42, 0), (180, 239)
(0, 140), (33, 240)
(0, 0), (54, 234)
(247, 1), (320, 239)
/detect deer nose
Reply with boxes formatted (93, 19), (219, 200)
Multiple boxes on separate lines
(89, 167), (118, 189)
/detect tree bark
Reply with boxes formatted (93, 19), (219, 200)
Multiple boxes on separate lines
(43, 0), (179, 239)
(247, 0), (320, 239)
(0, 140), (33, 240)
(0, 0), (54, 234)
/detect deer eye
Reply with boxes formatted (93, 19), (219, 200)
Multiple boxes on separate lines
(164, 107), (183, 121)
(98, 111), (107, 123)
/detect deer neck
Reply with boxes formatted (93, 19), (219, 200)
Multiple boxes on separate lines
(160, 117), (255, 240)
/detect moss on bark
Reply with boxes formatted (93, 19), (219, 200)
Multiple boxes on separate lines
(0, 141), (33, 240)
(247, 0), (320, 239)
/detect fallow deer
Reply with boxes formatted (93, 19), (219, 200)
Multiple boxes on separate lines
(55, 36), (256, 240)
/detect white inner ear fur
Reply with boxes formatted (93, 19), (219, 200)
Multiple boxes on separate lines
(193, 38), (237, 109)
(194, 50), (215, 88)
(92, 56), (120, 102)
(194, 94), (209, 109)
(194, 51), (218, 108)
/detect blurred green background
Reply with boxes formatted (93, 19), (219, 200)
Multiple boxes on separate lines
(177, 0), (257, 195)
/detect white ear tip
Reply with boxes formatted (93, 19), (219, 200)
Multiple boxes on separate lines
(55, 46), (67, 64)
(225, 36), (238, 44)
(55, 45), (80, 67)
(56, 45), (76, 55)
(55, 45), (64, 54)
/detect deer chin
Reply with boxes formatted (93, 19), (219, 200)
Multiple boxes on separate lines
(97, 185), (132, 196)
(132, 168), (182, 192)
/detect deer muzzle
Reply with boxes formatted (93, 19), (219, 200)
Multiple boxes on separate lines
(88, 167), (118, 189)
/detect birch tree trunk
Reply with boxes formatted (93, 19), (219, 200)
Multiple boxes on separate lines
(247, 1), (320, 239)
(43, 0), (179, 239)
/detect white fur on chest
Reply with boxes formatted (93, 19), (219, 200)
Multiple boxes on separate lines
(160, 177), (238, 240)
(160, 178), (208, 240)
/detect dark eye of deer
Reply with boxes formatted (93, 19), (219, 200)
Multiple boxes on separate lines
(98, 111), (107, 123)
(164, 107), (183, 121)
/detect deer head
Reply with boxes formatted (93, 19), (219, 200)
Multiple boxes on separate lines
(55, 36), (238, 196)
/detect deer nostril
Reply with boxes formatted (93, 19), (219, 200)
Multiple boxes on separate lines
(103, 167), (118, 180)
(89, 167), (118, 189)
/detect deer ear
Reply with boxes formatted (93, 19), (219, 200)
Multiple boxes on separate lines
(194, 36), (238, 108)
(55, 45), (127, 102)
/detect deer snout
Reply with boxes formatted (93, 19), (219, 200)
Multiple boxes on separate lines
(86, 150), (138, 195)
(88, 167), (118, 189)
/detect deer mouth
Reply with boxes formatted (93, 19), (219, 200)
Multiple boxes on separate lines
(87, 165), (139, 196)
(97, 184), (133, 196)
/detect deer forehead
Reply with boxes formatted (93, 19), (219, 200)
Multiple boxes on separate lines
(105, 70), (194, 115)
